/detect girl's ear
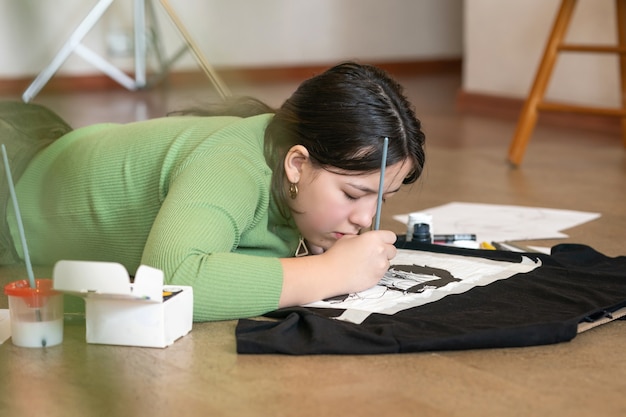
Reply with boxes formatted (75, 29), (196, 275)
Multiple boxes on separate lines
(284, 145), (310, 183)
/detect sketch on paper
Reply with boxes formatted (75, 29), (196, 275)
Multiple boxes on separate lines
(325, 263), (462, 304)
(393, 202), (601, 243)
(305, 249), (542, 324)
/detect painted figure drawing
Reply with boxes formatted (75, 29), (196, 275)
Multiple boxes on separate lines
(305, 249), (542, 324)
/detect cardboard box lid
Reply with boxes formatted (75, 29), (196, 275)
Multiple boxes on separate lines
(53, 260), (165, 303)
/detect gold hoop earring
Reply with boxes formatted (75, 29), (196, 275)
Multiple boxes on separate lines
(289, 182), (299, 199)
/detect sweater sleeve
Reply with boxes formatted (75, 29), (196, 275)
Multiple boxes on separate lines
(140, 143), (284, 322)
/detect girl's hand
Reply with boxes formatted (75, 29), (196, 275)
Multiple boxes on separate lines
(320, 230), (397, 294)
(279, 230), (397, 307)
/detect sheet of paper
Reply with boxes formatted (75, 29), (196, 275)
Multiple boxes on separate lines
(0, 309), (10, 344)
(394, 202), (600, 243)
(527, 246), (551, 254)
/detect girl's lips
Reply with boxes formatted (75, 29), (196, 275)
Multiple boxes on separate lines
(334, 232), (358, 240)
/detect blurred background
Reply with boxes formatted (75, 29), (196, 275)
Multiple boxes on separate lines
(0, 0), (620, 121)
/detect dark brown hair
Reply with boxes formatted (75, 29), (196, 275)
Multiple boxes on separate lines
(171, 62), (426, 219)
(264, 62), (426, 217)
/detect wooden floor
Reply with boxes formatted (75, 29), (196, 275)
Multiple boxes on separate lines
(1, 68), (625, 416)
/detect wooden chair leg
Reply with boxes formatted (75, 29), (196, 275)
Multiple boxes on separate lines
(158, 0), (231, 99)
(617, 0), (626, 147)
(507, 0), (578, 166)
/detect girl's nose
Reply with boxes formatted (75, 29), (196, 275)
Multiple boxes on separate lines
(349, 201), (376, 229)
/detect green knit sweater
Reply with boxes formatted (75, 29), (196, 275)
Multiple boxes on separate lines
(7, 113), (299, 321)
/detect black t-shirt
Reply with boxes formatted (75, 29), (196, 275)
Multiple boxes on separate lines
(236, 244), (626, 355)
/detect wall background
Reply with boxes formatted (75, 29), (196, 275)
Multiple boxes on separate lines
(0, 0), (462, 77)
(0, 0), (620, 112)
(464, 0), (620, 108)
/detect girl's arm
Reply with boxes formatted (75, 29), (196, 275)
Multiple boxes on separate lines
(142, 146), (285, 321)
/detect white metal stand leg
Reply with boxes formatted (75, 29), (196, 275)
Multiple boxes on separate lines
(22, 0), (229, 102)
(22, 0), (115, 102)
(134, 0), (148, 88)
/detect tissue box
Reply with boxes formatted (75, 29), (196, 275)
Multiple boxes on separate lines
(53, 260), (193, 348)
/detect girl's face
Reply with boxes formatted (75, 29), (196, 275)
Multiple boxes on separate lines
(284, 145), (413, 254)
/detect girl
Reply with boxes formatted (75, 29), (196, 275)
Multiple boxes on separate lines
(2, 62), (426, 321)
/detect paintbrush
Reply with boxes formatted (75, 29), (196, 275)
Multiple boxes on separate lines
(374, 137), (389, 230)
(2, 144), (40, 322)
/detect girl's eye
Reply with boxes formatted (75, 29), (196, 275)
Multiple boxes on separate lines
(344, 192), (358, 201)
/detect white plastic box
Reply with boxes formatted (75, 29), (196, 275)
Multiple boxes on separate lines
(52, 260), (193, 348)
